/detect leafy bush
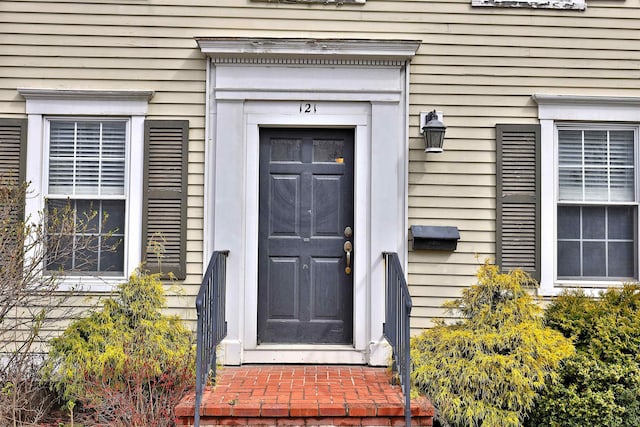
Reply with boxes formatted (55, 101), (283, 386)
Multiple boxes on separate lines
(527, 284), (640, 427)
(44, 269), (195, 426)
(411, 262), (573, 427)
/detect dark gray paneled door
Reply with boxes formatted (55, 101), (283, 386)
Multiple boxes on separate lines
(258, 128), (354, 344)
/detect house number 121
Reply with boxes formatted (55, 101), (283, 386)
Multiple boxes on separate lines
(300, 103), (317, 113)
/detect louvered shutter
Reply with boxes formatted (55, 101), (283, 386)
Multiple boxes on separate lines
(0, 119), (27, 275)
(0, 119), (26, 183)
(496, 124), (540, 280)
(142, 120), (188, 279)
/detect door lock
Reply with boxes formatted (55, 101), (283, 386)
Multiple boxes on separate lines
(344, 241), (353, 275)
(344, 226), (353, 238)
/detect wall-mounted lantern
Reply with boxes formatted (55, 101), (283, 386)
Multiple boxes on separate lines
(420, 110), (446, 153)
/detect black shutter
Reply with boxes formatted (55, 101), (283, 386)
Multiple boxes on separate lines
(496, 124), (540, 280)
(142, 120), (188, 279)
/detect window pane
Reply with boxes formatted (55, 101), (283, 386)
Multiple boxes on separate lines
(49, 122), (75, 158)
(313, 139), (344, 163)
(583, 130), (607, 166)
(582, 206), (605, 239)
(101, 236), (125, 273)
(75, 199), (100, 234)
(608, 206), (635, 240)
(558, 206), (580, 239)
(583, 242), (606, 277)
(76, 160), (99, 194)
(76, 122), (100, 158)
(558, 167), (583, 201)
(271, 139), (301, 162)
(584, 168), (609, 201)
(46, 235), (74, 272)
(75, 236), (99, 271)
(103, 200), (126, 235)
(48, 159), (74, 194)
(102, 161), (126, 195)
(610, 168), (635, 201)
(558, 241), (581, 277)
(102, 122), (127, 158)
(558, 130), (582, 166)
(610, 131), (634, 166)
(609, 242), (635, 278)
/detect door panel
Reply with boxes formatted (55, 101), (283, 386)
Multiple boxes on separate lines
(258, 128), (354, 344)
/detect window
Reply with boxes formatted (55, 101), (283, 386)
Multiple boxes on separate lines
(18, 89), (153, 290)
(533, 94), (640, 295)
(556, 127), (637, 280)
(17, 89), (188, 289)
(45, 119), (128, 275)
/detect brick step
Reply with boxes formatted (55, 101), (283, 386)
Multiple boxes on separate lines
(175, 365), (434, 427)
(176, 415), (433, 426)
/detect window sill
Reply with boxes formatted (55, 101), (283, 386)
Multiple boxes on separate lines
(539, 280), (629, 297)
(54, 275), (126, 293)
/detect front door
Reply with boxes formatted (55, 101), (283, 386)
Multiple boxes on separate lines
(258, 128), (354, 344)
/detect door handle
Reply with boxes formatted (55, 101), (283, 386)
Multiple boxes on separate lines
(344, 241), (353, 275)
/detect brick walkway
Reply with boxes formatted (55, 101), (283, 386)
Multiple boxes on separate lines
(175, 365), (434, 426)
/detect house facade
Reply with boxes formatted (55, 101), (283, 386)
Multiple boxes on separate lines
(1, 0), (639, 366)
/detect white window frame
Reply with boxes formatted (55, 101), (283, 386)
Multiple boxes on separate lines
(535, 94), (640, 296)
(44, 117), (130, 276)
(17, 88), (153, 292)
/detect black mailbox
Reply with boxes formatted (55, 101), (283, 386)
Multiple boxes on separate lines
(411, 225), (460, 251)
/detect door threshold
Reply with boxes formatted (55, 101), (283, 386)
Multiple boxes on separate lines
(243, 344), (367, 364)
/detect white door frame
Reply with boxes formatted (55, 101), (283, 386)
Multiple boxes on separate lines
(198, 38), (419, 365)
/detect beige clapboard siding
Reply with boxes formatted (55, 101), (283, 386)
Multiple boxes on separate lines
(410, 185), (496, 198)
(410, 219), (495, 232)
(411, 141), (493, 152)
(4, 0), (640, 330)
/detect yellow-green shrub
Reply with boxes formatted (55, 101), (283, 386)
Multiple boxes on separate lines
(44, 269), (194, 426)
(411, 262), (574, 427)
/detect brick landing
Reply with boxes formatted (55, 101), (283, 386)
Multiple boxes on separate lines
(175, 365), (434, 426)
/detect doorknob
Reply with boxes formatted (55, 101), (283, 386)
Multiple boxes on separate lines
(344, 241), (353, 275)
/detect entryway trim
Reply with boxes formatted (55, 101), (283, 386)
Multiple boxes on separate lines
(199, 38), (419, 366)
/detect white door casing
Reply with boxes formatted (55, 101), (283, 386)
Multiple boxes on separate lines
(198, 38), (419, 365)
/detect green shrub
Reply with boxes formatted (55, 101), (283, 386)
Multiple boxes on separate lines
(44, 269), (195, 426)
(411, 262), (573, 427)
(527, 284), (640, 427)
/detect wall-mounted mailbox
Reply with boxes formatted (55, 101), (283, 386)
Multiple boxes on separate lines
(411, 225), (460, 251)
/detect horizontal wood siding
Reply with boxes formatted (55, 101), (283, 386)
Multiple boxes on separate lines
(2, 0), (640, 331)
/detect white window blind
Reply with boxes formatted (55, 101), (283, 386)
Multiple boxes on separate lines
(49, 121), (126, 196)
(558, 129), (635, 203)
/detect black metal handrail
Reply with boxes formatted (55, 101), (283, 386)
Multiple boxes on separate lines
(194, 250), (229, 427)
(383, 252), (413, 427)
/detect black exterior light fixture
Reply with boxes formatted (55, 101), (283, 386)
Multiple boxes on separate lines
(420, 110), (446, 153)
